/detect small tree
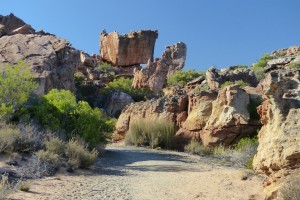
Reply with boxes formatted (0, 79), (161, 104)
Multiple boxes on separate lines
(0, 60), (38, 119)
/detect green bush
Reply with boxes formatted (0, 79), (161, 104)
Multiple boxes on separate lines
(0, 126), (20, 153)
(126, 119), (175, 149)
(105, 77), (151, 101)
(221, 80), (249, 89)
(0, 60), (38, 120)
(31, 89), (114, 147)
(167, 69), (204, 87)
(94, 63), (115, 76)
(35, 150), (60, 168)
(234, 137), (258, 151)
(288, 61), (300, 69)
(17, 180), (31, 192)
(45, 138), (66, 156)
(184, 140), (212, 155)
(65, 139), (98, 169)
(251, 54), (274, 81)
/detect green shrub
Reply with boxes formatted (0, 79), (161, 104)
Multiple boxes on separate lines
(288, 61), (300, 69)
(17, 180), (30, 192)
(45, 138), (66, 156)
(105, 77), (151, 101)
(0, 60), (38, 120)
(251, 54), (274, 81)
(65, 139), (98, 169)
(234, 137), (258, 151)
(74, 71), (86, 83)
(94, 63), (115, 76)
(126, 119), (175, 149)
(0, 174), (12, 199)
(31, 89), (114, 147)
(221, 80), (249, 89)
(35, 150), (60, 168)
(167, 69), (204, 87)
(184, 140), (212, 155)
(278, 174), (300, 200)
(0, 126), (20, 153)
(193, 84), (209, 93)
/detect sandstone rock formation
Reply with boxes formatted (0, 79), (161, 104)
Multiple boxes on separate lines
(105, 92), (134, 118)
(115, 95), (188, 135)
(132, 42), (187, 94)
(199, 85), (260, 146)
(0, 14), (100, 96)
(206, 66), (258, 90)
(253, 68), (300, 196)
(100, 30), (158, 66)
(116, 84), (260, 148)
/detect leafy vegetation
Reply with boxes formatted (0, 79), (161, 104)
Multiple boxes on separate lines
(125, 119), (175, 149)
(30, 89), (115, 147)
(288, 61), (300, 69)
(251, 54), (274, 81)
(221, 80), (249, 89)
(184, 140), (212, 155)
(105, 77), (152, 101)
(167, 69), (204, 87)
(0, 60), (38, 119)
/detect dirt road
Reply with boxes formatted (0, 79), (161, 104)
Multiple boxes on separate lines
(11, 146), (265, 200)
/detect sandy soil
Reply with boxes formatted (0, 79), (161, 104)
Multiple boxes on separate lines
(9, 145), (265, 200)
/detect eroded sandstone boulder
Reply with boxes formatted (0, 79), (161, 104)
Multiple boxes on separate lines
(132, 42), (187, 94)
(100, 30), (158, 66)
(0, 34), (81, 95)
(253, 69), (300, 196)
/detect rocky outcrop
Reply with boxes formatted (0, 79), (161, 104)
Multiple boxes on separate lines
(206, 66), (258, 90)
(100, 30), (158, 66)
(105, 92), (134, 118)
(0, 13), (34, 36)
(132, 42), (187, 94)
(253, 69), (300, 195)
(199, 85), (260, 146)
(115, 95), (188, 135)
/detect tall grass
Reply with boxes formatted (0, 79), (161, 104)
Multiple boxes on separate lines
(125, 119), (175, 149)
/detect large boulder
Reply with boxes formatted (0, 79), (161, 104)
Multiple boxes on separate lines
(105, 92), (134, 118)
(132, 42), (187, 94)
(100, 30), (158, 66)
(0, 34), (81, 95)
(253, 69), (300, 197)
(199, 85), (260, 146)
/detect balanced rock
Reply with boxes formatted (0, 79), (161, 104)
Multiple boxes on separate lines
(100, 30), (158, 66)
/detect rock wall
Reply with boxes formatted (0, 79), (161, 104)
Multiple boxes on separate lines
(132, 42), (187, 94)
(100, 30), (158, 66)
(206, 66), (258, 90)
(0, 14), (96, 95)
(253, 69), (300, 196)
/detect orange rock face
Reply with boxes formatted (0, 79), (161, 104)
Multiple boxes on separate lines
(100, 30), (158, 66)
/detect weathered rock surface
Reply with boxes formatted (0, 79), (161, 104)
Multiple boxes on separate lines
(105, 92), (134, 118)
(0, 13), (30, 36)
(199, 85), (259, 146)
(0, 33), (81, 95)
(253, 69), (300, 194)
(100, 30), (158, 66)
(132, 42), (187, 94)
(206, 66), (258, 90)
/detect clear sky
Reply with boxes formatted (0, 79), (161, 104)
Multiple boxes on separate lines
(1, 0), (300, 71)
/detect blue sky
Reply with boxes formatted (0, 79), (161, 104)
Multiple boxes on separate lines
(1, 0), (300, 71)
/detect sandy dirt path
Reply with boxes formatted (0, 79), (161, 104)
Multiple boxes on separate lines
(10, 146), (265, 200)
